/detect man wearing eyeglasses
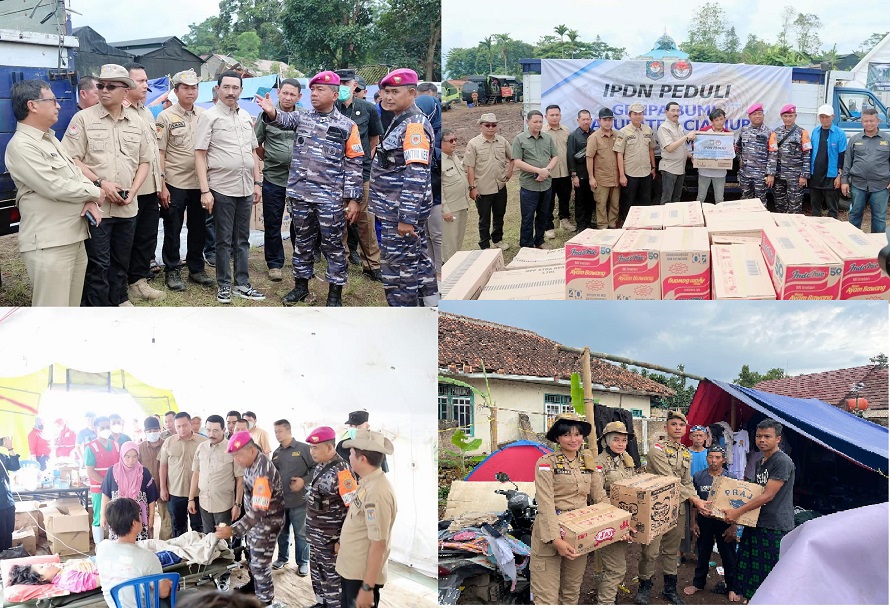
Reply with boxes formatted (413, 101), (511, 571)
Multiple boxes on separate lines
(62, 63), (152, 307)
(5, 80), (105, 306)
(440, 129), (471, 265)
(464, 113), (513, 251)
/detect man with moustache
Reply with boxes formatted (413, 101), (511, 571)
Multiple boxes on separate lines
(614, 102), (656, 212)
(586, 108), (621, 228)
(567, 109), (595, 230)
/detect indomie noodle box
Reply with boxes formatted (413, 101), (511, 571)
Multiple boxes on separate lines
(556, 503), (632, 556)
(609, 473), (681, 544)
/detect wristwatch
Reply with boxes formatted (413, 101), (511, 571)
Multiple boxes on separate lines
(360, 583), (373, 592)
(93, 178), (103, 188)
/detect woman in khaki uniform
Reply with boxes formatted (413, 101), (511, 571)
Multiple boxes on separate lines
(594, 421), (638, 604)
(531, 414), (608, 605)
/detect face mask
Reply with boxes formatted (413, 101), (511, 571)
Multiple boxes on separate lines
(145, 432), (161, 442)
(338, 85), (352, 101)
(347, 428), (357, 440)
(248, 421), (255, 430)
(98, 429), (112, 440)
(111, 424), (123, 434)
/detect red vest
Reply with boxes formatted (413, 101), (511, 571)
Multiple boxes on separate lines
(86, 438), (120, 494)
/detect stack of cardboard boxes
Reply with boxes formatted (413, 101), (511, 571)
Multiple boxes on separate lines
(11, 498), (91, 557)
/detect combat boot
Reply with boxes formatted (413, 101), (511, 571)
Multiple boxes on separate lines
(326, 284), (343, 307)
(634, 577), (653, 605)
(282, 278), (310, 306)
(235, 573), (255, 595)
(661, 574), (685, 605)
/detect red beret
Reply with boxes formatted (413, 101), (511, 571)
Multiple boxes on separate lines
(306, 426), (336, 444)
(380, 68), (418, 88)
(309, 71), (340, 87)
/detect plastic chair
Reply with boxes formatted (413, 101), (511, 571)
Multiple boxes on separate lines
(109, 572), (180, 608)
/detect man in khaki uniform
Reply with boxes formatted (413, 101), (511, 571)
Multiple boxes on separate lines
(157, 69), (215, 292)
(336, 429), (397, 608)
(614, 102), (656, 215)
(62, 63), (151, 307)
(123, 62), (165, 303)
(158, 411), (208, 537)
(137, 416), (172, 539)
(464, 113), (513, 251)
(635, 410), (708, 605)
(188, 414), (244, 534)
(587, 108), (621, 229)
(440, 128), (470, 265)
(543, 105), (574, 237)
(5, 79), (104, 306)
(657, 102), (694, 204)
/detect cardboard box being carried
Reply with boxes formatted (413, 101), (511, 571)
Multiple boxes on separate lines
(707, 475), (764, 528)
(662, 201), (704, 228)
(691, 130), (735, 169)
(441, 249), (505, 300)
(11, 528), (37, 555)
(710, 244), (776, 300)
(804, 217), (890, 300)
(478, 264), (565, 300)
(623, 206), (664, 230)
(609, 473), (681, 544)
(761, 225), (842, 299)
(612, 230), (663, 300)
(565, 229), (625, 300)
(660, 227), (710, 299)
(40, 504), (90, 556)
(557, 502), (633, 556)
(506, 247), (566, 270)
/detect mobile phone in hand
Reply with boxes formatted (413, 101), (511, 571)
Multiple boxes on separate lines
(85, 210), (99, 226)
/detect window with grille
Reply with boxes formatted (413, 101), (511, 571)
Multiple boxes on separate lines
(544, 393), (573, 429)
(438, 383), (474, 434)
(631, 409), (643, 418)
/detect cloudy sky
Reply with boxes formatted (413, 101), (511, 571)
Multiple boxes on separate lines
(443, 0), (886, 61)
(70, 0), (219, 41)
(439, 301), (888, 384)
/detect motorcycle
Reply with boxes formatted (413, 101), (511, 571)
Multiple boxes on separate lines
(438, 472), (537, 605)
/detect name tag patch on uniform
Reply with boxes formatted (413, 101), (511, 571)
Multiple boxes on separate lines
(881, 141), (889, 146)
(403, 123), (430, 164)
(292, 451), (300, 457)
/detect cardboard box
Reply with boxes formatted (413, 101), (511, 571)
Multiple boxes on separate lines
(706, 214), (776, 245)
(478, 265), (565, 300)
(506, 247), (566, 270)
(662, 201), (704, 228)
(249, 204), (291, 234)
(707, 475), (764, 528)
(710, 244), (776, 300)
(761, 225), (842, 300)
(609, 473), (681, 544)
(692, 131), (735, 169)
(660, 227), (710, 299)
(612, 230), (663, 300)
(803, 218), (890, 300)
(11, 528), (37, 555)
(441, 249), (505, 300)
(557, 502), (633, 556)
(770, 213), (808, 230)
(622, 206), (664, 230)
(565, 229), (625, 300)
(702, 199), (770, 218)
(40, 504), (90, 556)
(14, 501), (44, 538)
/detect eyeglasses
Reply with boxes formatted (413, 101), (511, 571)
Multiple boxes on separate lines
(32, 97), (58, 104)
(443, 138), (456, 143)
(481, 123), (497, 127)
(96, 83), (125, 91)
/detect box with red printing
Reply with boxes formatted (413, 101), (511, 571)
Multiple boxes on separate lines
(706, 214), (775, 245)
(565, 229), (625, 300)
(710, 244), (776, 300)
(702, 199), (769, 219)
(662, 201), (704, 228)
(622, 206), (663, 230)
(660, 227), (710, 299)
(770, 213), (808, 230)
(761, 225), (842, 300)
(804, 218), (890, 300)
(612, 230), (663, 300)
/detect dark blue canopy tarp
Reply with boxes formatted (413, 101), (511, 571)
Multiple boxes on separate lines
(688, 379), (889, 474)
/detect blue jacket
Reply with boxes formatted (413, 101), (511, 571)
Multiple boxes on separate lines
(810, 124), (847, 178)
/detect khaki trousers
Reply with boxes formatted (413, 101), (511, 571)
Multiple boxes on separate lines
(596, 539), (629, 604)
(594, 185), (620, 228)
(530, 535), (589, 605)
(638, 504), (686, 579)
(23, 241), (87, 306)
(342, 181), (381, 270)
(155, 499), (173, 540)
(441, 208), (468, 267)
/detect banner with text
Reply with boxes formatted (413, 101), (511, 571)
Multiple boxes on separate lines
(541, 59), (792, 133)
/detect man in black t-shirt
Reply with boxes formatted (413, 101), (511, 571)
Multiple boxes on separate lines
(723, 418), (795, 601)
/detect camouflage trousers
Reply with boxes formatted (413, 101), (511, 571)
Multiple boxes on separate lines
(290, 197), (348, 286)
(246, 519), (283, 604)
(773, 177), (803, 214)
(378, 218), (438, 307)
(308, 523), (342, 608)
(739, 171), (769, 207)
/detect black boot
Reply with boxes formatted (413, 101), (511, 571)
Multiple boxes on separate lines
(235, 573), (255, 594)
(282, 278), (310, 306)
(326, 283), (343, 307)
(634, 577), (653, 605)
(661, 574), (685, 605)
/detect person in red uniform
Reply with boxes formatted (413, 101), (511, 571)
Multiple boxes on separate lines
(54, 418), (77, 458)
(28, 417), (51, 470)
(84, 417), (121, 545)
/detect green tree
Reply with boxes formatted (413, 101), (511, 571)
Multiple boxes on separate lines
(793, 12), (822, 56)
(870, 353), (888, 368)
(554, 24), (569, 58)
(445, 47), (478, 79)
(638, 364), (697, 413)
(182, 16), (235, 56)
(281, 0), (373, 72)
(777, 6), (795, 49)
(494, 33), (511, 71)
(722, 26), (741, 63)
(685, 2), (727, 48)
(480, 35), (494, 73)
(566, 29), (580, 59)
(859, 32), (889, 54)
(369, 0), (441, 79)
(235, 31), (261, 60)
(734, 365), (787, 388)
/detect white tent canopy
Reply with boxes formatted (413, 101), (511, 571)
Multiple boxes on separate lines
(0, 308), (438, 577)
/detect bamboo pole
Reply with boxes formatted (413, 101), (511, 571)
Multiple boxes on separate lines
(581, 346), (597, 456)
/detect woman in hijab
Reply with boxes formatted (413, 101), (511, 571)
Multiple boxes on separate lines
(100, 441), (159, 541)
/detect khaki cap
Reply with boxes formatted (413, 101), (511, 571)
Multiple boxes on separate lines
(666, 410), (688, 423)
(342, 429), (394, 455)
(97, 64), (135, 89)
(628, 102), (645, 114)
(477, 112), (498, 124)
(172, 69), (199, 86)
(598, 421), (635, 442)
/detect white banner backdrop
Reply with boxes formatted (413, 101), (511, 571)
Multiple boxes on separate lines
(541, 59), (792, 132)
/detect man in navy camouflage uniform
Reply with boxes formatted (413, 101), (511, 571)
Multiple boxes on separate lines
(369, 68), (439, 307)
(305, 426), (357, 608)
(215, 431), (285, 608)
(767, 104), (812, 214)
(256, 71), (364, 307)
(736, 103), (772, 207)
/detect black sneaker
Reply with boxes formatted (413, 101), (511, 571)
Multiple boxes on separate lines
(165, 269), (185, 291)
(217, 286), (232, 304)
(205, 254), (216, 267)
(234, 285), (266, 301)
(348, 250), (361, 265)
(188, 270), (216, 287)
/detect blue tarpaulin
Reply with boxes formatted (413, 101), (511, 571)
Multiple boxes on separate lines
(687, 379), (889, 474)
